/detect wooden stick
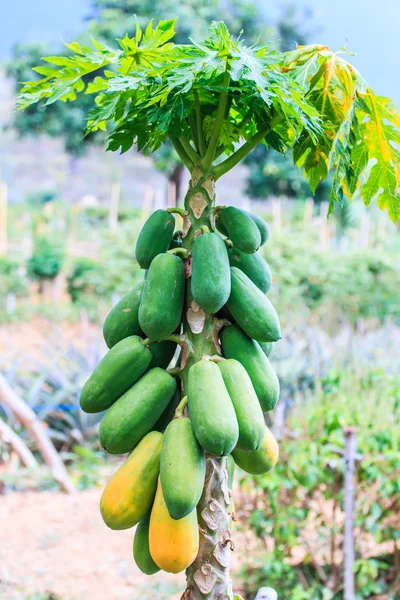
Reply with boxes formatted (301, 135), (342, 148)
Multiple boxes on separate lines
(109, 180), (120, 232)
(304, 197), (314, 223)
(344, 426), (357, 600)
(271, 198), (282, 231)
(168, 180), (177, 208)
(142, 187), (154, 219)
(0, 417), (37, 468)
(0, 181), (7, 256)
(0, 374), (74, 493)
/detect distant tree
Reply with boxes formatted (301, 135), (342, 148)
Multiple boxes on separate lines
(88, 0), (266, 45)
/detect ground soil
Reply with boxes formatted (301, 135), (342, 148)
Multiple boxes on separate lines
(0, 488), (187, 600)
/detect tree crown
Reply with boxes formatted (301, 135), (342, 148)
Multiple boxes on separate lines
(17, 19), (400, 221)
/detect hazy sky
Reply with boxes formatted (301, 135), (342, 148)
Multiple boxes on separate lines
(0, 0), (399, 104)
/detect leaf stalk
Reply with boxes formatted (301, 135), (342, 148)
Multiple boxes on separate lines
(201, 68), (231, 170)
(213, 114), (283, 179)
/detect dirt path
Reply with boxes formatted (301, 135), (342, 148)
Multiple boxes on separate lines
(0, 489), (185, 600)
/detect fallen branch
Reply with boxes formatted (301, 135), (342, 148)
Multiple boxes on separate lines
(0, 374), (74, 493)
(0, 417), (37, 468)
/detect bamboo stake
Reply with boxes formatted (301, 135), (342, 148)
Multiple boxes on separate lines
(0, 374), (74, 493)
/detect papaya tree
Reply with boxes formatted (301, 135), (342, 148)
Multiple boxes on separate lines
(17, 19), (400, 599)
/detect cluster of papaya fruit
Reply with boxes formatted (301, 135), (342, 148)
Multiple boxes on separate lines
(80, 204), (280, 576)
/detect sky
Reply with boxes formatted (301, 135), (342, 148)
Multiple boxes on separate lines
(0, 0), (399, 105)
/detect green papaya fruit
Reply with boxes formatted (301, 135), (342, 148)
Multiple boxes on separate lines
(258, 341), (273, 358)
(220, 325), (280, 412)
(169, 231), (183, 250)
(103, 282), (144, 348)
(148, 340), (177, 370)
(80, 336), (152, 414)
(228, 248), (272, 293)
(133, 512), (160, 575)
(215, 215), (229, 237)
(220, 207), (261, 254)
(227, 267), (281, 342)
(154, 386), (181, 432)
(232, 426), (279, 474)
(188, 360), (239, 456)
(218, 359), (265, 451)
(135, 210), (175, 268)
(242, 210), (270, 245)
(160, 417), (206, 519)
(139, 253), (185, 341)
(191, 232), (231, 313)
(99, 368), (177, 454)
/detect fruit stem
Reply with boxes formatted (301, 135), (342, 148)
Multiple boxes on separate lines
(224, 239), (234, 248)
(167, 367), (182, 376)
(164, 334), (188, 346)
(167, 207), (188, 217)
(209, 355), (225, 363)
(174, 395), (188, 418)
(168, 248), (191, 259)
(200, 225), (210, 234)
(142, 338), (151, 346)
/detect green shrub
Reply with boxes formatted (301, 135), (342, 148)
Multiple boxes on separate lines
(0, 257), (29, 297)
(80, 205), (140, 227)
(27, 236), (65, 282)
(66, 257), (98, 303)
(238, 369), (400, 599)
(261, 225), (400, 329)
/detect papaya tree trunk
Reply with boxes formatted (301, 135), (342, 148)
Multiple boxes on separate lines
(183, 457), (233, 599)
(180, 169), (234, 600)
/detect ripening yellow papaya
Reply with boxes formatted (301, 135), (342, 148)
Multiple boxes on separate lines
(149, 478), (199, 573)
(232, 426), (279, 474)
(100, 431), (162, 530)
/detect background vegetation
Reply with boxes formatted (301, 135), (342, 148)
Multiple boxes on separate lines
(0, 2), (399, 599)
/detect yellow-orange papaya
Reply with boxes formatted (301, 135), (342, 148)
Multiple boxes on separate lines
(100, 431), (162, 530)
(149, 478), (199, 573)
(232, 426), (279, 474)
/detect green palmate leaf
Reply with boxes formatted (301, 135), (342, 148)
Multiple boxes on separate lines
(358, 91), (400, 221)
(16, 19), (400, 221)
(286, 45), (399, 221)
